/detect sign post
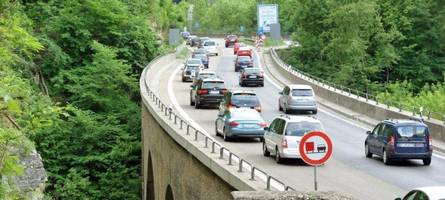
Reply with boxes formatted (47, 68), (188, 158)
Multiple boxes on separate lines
(298, 131), (333, 191)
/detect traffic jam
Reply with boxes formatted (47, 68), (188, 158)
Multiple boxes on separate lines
(180, 33), (442, 199)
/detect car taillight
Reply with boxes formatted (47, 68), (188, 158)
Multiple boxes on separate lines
(258, 122), (267, 127)
(259, 72), (264, 77)
(220, 89), (228, 94)
(388, 136), (394, 146)
(429, 135), (432, 150)
(198, 89), (208, 95)
(255, 107), (261, 112)
(282, 138), (288, 148)
(229, 121), (240, 127)
(228, 104), (235, 109)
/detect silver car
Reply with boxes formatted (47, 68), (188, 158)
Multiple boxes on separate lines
(215, 108), (267, 141)
(262, 115), (324, 163)
(278, 84), (317, 114)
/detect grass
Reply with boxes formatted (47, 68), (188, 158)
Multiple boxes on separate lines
(175, 45), (190, 59)
(263, 39), (286, 47)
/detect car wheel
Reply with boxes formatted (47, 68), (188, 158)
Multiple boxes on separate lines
(275, 147), (283, 163)
(195, 100), (201, 109)
(225, 44), (228, 48)
(383, 149), (391, 165)
(365, 143), (372, 158)
(423, 157), (431, 166)
(216, 53), (219, 56)
(283, 105), (289, 114)
(190, 96), (195, 106)
(263, 142), (270, 157)
(215, 124), (220, 136)
(313, 110), (318, 114)
(278, 102), (282, 111)
(223, 128), (230, 141)
(182, 77), (186, 82)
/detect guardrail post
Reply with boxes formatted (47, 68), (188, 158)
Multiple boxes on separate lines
(412, 107), (416, 116)
(398, 103), (402, 112)
(348, 88), (351, 96)
(168, 108), (172, 120)
(179, 119), (183, 129)
(228, 153), (233, 165)
(428, 112), (431, 120)
(250, 167), (255, 180)
(219, 148), (224, 159)
(204, 136), (208, 148)
(375, 96), (379, 105)
(365, 93), (368, 102)
(266, 176), (271, 190)
(186, 125), (190, 135)
(356, 90), (360, 99)
(238, 159), (243, 172)
(174, 115), (177, 124)
(194, 130), (199, 141)
(211, 142), (216, 153)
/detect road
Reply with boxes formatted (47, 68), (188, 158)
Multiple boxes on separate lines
(147, 39), (445, 199)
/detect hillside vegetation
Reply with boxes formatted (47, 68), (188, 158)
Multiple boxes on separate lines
(1, 0), (186, 199)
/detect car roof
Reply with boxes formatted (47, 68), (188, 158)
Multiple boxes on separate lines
(229, 108), (261, 116)
(202, 77), (224, 82)
(278, 115), (321, 123)
(239, 47), (250, 50)
(185, 64), (201, 67)
(414, 186), (445, 199)
(198, 70), (216, 75)
(231, 90), (256, 95)
(187, 58), (202, 62)
(383, 119), (427, 126)
(288, 84), (313, 90)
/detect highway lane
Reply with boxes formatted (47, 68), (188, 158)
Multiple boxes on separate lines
(148, 40), (445, 199)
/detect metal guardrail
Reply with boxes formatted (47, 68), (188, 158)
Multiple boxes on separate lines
(142, 53), (294, 191)
(270, 48), (445, 125)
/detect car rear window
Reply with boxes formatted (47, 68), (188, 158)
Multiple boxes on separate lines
(231, 93), (260, 107)
(198, 73), (215, 79)
(231, 110), (262, 120)
(187, 59), (202, 65)
(238, 57), (251, 62)
(285, 122), (322, 136)
(244, 68), (261, 73)
(292, 89), (313, 97)
(202, 81), (224, 89)
(194, 54), (208, 60)
(397, 126), (427, 140)
(204, 41), (216, 46)
(186, 66), (199, 71)
(229, 35), (237, 40)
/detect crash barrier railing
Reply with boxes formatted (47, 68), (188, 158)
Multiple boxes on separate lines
(142, 53), (295, 191)
(270, 48), (445, 125)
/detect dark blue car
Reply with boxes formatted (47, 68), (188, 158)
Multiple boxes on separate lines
(194, 54), (209, 69)
(365, 119), (432, 165)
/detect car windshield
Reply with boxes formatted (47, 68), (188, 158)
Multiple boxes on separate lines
(285, 122), (322, 136)
(231, 110), (262, 121)
(202, 81), (224, 89)
(231, 94), (260, 107)
(238, 57), (251, 62)
(204, 41), (216, 46)
(229, 35), (237, 40)
(187, 59), (202, 65)
(292, 89), (313, 97)
(186, 66), (199, 71)
(244, 68), (261, 73)
(397, 126), (427, 140)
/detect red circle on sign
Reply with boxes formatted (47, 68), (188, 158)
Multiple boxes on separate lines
(299, 131), (333, 166)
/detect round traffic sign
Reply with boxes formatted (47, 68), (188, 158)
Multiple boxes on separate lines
(299, 131), (333, 166)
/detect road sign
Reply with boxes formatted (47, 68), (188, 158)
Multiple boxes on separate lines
(299, 131), (333, 166)
(257, 4), (278, 33)
(298, 131), (333, 191)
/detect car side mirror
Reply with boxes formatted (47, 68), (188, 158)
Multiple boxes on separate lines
(394, 198), (402, 200)
(279, 92), (283, 95)
(190, 85), (194, 88)
(217, 113), (224, 117)
(366, 131), (372, 135)
(264, 127), (269, 131)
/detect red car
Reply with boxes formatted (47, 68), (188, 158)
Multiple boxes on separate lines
(236, 47), (252, 57)
(225, 34), (239, 47)
(233, 43), (247, 55)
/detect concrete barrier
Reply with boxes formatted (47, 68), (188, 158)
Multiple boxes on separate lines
(269, 48), (445, 142)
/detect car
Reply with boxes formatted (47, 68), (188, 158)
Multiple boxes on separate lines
(218, 90), (261, 113)
(190, 77), (227, 108)
(186, 35), (197, 46)
(278, 84), (317, 114)
(202, 40), (219, 56)
(185, 58), (204, 69)
(182, 64), (201, 82)
(192, 48), (209, 59)
(191, 37), (201, 47)
(233, 42), (246, 55)
(263, 115), (324, 163)
(365, 119), (433, 165)
(215, 108), (267, 141)
(236, 47), (252, 57)
(395, 186), (445, 200)
(239, 68), (264, 87)
(194, 53), (209, 68)
(225, 34), (239, 47)
(234, 56), (253, 72)
(192, 70), (217, 86)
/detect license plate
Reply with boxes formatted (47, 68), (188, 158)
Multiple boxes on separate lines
(210, 90), (219, 94)
(397, 143), (415, 147)
(249, 75), (257, 79)
(243, 124), (255, 128)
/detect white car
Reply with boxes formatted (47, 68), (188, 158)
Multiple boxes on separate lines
(396, 186), (445, 200)
(203, 40), (219, 56)
(263, 115), (324, 163)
